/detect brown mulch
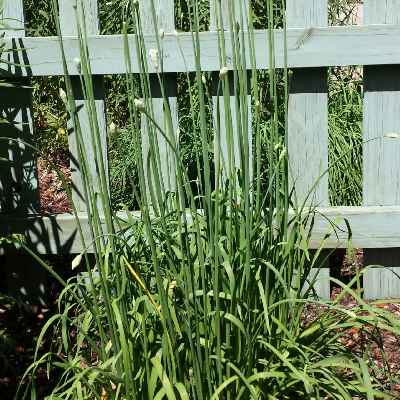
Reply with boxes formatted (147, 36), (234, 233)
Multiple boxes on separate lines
(0, 295), (56, 399)
(302, 288), (400, 397)
(37, 153), (71, 214)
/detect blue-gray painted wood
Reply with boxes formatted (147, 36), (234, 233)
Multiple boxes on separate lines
(287, 0), (329, 299)
(139, 0), (178, 199)
(363, 248), (400, 299)
(59, 0), (109, 212)
(7, 26), (400, 76)
(0, 1), (39, 214)
(210, 0), (252, 182)
(287, 0), (328, 207)
(5, 206), (400, 255)
(363, 0), (400, 300)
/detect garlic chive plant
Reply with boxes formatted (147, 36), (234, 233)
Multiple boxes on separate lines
(19, 0), (400, 399)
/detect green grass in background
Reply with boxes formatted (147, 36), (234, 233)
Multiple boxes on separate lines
(24, 0), (363, 210)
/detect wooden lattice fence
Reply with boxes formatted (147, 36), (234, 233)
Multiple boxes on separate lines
(1, 0), (400, 299)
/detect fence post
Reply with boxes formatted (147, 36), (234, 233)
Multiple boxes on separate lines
(0, 2), (39, 214)
(1, 1), (47, 303)
(209, 0), (252, 182)
(139, 0), (178, 202)
(287, 0), (330, 299)
(58, 0), (109, 213)
(363, 0), (400, 299)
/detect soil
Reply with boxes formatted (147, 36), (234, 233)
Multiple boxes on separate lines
(37, 153), (71, 214)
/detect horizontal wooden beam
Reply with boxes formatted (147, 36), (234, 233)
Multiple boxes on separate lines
(3, 25), (400, 76)
(2, 206), (400, 254)
(308, 206), (400, 249)
(0, 212), (141, 254)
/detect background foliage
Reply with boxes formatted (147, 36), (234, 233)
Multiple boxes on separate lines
(23, 0), (363, 210)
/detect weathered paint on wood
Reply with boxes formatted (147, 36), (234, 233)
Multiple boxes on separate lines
(2, 1), (24, 35)
(306, 206), (400, 249)
(210, 0), (252, 181)
(287, 0), (328, 207)
(364, 265), (400, 300)
(139, 0), (178, 198)
(0, 1), (38, 214)
(59, 0), (109, 212)
(287, 0), (329, 299)
(5, 206), (400, 255)
(364, 0), (400, 24)
(286, 1), (328, 27)
(363, 0), (400, 300)
(7, 26), (400, 76)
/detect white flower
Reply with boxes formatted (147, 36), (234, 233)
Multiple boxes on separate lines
(384, 132), (400, 139)
(59, 88), (67, 105)
(134, 99), (145, 112)
(74, 57), (81, 73)
(219, 66), (229, 80)
(149, 48), (159, 71)
(201, 74), (207, 85)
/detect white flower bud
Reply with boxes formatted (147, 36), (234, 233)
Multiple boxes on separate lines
(72, 253), (83, 270)
(109, 122), (118, 137)
(59, 88), (67, 105)
(201, 74), (207, 85)
(385, 132), (400, 139)
(134, 99), (145, 112)
(74, 57), (81, 73)
(219, 66), (229, 80)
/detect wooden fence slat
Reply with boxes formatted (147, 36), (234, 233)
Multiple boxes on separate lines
(210, 0), (252, 181)
(287, 0), (329, 207)
(59, 0), (109, 212)
(363, 0), (400, 300)
(287, 0), (330, 299)
(5, 206), (400, 255)
(0, 1), (39, 214)
(1, 0), (47, 303)
(139, 0), (178, 199)
(8, 26), (400, 76)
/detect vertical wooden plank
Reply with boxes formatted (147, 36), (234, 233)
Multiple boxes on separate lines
(210, 0), (252, 180)
(303, 266), (331, 300)
(59, 0), (109, 212)
(294, 251), (330, 299)
(364, 249), (400, 299)
(287, 0), (330, 299)
(287, 0), (328, 206)
(363, 1), (400, 300)
(1, 1), (47, 304)
(139, 0), (178, 199)
(0, 2), (39, 214)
